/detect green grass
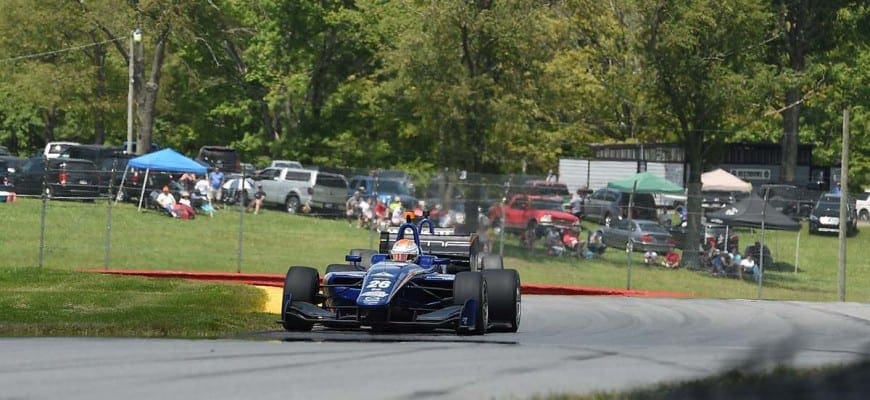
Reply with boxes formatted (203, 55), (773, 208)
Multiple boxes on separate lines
(0, 267), (276, 337)
(1, 197), (869, 302)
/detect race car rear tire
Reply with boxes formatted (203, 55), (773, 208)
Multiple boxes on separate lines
(349, 248), (378, 269)
(282, 266), (319, 331)
(325, 264), (356, 273)
(480, 253), (503, 270)
(484, 269), (521, 332)
(454, 271), (488, 335)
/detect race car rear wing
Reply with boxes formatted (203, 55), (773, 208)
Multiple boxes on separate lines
(378, 222), (480, 271)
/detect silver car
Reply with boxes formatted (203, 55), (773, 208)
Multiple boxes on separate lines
(601, 219), (675, 253)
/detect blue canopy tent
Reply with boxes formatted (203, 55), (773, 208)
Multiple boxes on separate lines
(117, 148), (207, 211)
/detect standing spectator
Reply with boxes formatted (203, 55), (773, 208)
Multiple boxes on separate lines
(246, 184), (266, 215)
(570, 189), (584, 220)
(358, 196), (372, 228)
(156, 186), (177, 217)
(546, 169), (557, 183)
(374, 197), (389, 229)
(179, 172), (196, 192)
(478, 213), (492, 253)
(346, 190), (362, 227)
(208, 167), (225, 208)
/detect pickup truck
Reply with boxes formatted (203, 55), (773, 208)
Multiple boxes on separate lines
(856, 191), (870, 221)
(488, 194), (579, 237)
(253, 167), (314, 213)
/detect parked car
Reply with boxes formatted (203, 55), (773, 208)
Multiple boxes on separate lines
(669, 217), (740, 254)
(583, 188), (657, 227)
(855, 191), (870, 222)
(808, 193), (858, 236)
(601, 218), (676, 253)
(253, 167), (348, 214)
(14, 156), (101, 200)
(488, 194), (579, 237)
(758, 184), (818, 220)
(700, 190), (739, 211)
(43, 141), (80, 159)
(196, 146), (240, 173)
(268, 160), (303, 169)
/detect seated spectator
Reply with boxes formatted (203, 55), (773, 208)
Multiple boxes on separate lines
(246, 184), (266, 215)
(739, 254), (757, 276)
(643, 250), (659, 265)
(155, 186), (177, 217)
(585, 229), (606, 258)
(710, 251), (731, 277)
(662, 250), (681, 268)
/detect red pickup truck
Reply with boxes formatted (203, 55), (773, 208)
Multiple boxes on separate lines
(488, 194), (580, 237)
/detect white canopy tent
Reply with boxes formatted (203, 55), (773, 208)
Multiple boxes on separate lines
(701, 168), (752, 192)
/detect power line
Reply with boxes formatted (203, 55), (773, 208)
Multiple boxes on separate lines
(0, 37), (123, 64)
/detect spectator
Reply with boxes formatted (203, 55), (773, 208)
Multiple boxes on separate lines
(208, 167), (225, 208)
(662, 250), (681, 268)
(570, 189), (584, 220)
(374, 197), (389, 231)
(179, 172), (196, 192)
(156, 185), (177, 217)
(246, 184), (266, 215)
(643, 250), (659, 265)
(346, 190), (362, 227)
(710, 251), (731, 277)
(739, 254), (757, 277)
(585, 229), (606, 258)
(478, 213), (492, 253)
(358, 196), (372, 228)
(173, 192), (196, 220)
(178, 191), (192, 207)
(546, 169), (557, 183)
(658, 208), (672, 227)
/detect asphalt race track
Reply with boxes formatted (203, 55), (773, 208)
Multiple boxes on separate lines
(2, 296), (869, 400)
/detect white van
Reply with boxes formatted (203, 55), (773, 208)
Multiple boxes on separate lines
(44, 142), (80, 159)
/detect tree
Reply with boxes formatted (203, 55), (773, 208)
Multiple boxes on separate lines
(638, 0), (772, 269)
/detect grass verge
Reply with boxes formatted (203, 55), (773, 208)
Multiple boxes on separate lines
(0, 267), (277, 337)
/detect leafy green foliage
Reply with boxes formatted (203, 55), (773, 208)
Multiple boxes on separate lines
(0, 1), (866, 189)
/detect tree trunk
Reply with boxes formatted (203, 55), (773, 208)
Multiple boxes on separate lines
(681, 129), (704, 270)
(135, 28), (170, 155)
(781, 86), (800, 183)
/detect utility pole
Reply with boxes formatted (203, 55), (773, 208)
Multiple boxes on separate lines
(838, 108), (849, 301)
(126, 29), (141, 155)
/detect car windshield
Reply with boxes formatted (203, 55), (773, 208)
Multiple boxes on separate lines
(377, 180), (410, 195)
(815, 201), (839, 212)
(530, 199), (564, 211)
(637, 222), (668, 233)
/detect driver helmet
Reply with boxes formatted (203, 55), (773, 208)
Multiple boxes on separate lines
(390, 238), (419, 263)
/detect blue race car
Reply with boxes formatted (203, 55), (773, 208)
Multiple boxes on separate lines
(280, 218), (521, 335)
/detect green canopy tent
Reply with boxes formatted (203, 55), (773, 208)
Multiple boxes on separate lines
(607, 172), (685, 194)
(606, 172), (684, 290)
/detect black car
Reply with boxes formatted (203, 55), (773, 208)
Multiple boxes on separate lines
(808, 193), (858, 236)
(14, 157), (101, 200)
(758, 184), (818, 220)
(196, 146), (240, 173)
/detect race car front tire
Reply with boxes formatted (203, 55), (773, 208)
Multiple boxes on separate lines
(484, 269), (521, 332)
(454, 271), (488, 335)
(282, 266), (319, 331)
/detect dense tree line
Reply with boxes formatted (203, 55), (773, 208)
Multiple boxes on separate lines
(0, 0), (867, 190)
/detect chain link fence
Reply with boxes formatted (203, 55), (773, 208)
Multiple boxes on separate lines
(2, 162), (866, 299)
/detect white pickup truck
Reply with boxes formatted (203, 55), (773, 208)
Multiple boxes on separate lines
(253, 167), (349, 214)
(856, 191), (870, 221)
